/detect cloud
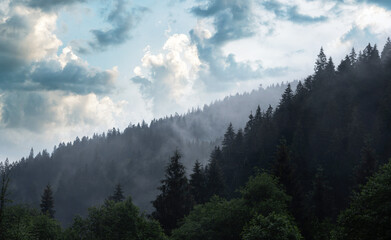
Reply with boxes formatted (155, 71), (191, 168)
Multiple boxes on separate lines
(0, 4), (117, 94)
(355, 0), (391, 9)
(0, 91), (126, 131)
(191, 0), (256, 45)
(131, 34), (203, 116)
(89, 0), (148, 51)
(12, 0), (86, 12)
(261, 1), (328, 24)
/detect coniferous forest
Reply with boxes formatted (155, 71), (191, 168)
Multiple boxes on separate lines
(1, 39), (391, 240)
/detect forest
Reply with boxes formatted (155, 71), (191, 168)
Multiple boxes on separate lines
(1, 38), (391, 240)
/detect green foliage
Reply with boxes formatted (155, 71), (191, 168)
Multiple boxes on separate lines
(1, 205), (61, 240)
(241, 213), (302, 240)
(172, 172), (300, 240)
(241, 172), (290, 216)
(64, 197), (167, 240)
(171, 197), (251, 240)
(334, 160), (391, 240)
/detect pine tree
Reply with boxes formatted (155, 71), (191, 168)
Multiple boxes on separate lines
(40, 184), (55, 218)
(314, 47), (327, 74)
(222, 123), (235, 152)
(354, 140), (378, 186)
(109, 184), (125, 203)
(206, 147), (225, 199)
(381, 37), (391, 66)
(0, 159), (11, 238)
(189, 160), (206, 204)
(349, 48), (357, 65)
(272, 139), (301, 202)
(311, 166), (331, 220)
(152, 150), (193, 234)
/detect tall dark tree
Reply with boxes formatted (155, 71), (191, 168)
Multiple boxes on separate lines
(152, 150), (193, 234)
(273, 139), (295, 190)
(314, 47), (327, 74)
(354, 140), (378, 187)
(189, 160), (206, 204)
(206, 147), (225, 199)
(0, 159), (11, 239)
(310, 166), (331, 221)
(40, 184), (55, 218)
(108, 184), (125, 203)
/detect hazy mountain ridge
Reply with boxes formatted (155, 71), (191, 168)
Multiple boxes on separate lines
(7, 82), (293, 225)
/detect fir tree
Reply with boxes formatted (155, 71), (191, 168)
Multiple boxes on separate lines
(189, 160), (206, 204)
(206, 147), (225, 199)
(310, 166), (331, 221)
(40, 184), (55, 218)
(381, 37), (391, 66)
(0, 159), (11, 238)
(109, 184), (125, 203)
(314, 47), (327, 74)
(152, 150), (193, 234)
(354, 140), (378, 186)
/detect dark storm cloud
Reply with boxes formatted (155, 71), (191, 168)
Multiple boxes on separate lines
(89, 0), (149, 51)
(0, 57), (117, 94)
(30, 60), (116, 94)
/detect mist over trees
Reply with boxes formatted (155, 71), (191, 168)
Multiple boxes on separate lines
(0, 38), (391, 239)
(5, 83), (290, 225)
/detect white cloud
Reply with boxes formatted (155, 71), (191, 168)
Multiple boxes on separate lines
(133, 33), (204, 116)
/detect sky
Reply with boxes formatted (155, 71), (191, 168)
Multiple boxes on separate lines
(0, 0), (391, 162)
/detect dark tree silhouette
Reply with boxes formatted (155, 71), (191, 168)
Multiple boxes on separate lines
(108, 184), (125, 203)
(189, 160), (206, 204)
(152, 150), (193, 234)
(40, 184), (55, 218)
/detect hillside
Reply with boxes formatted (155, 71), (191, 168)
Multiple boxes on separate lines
(7, 82), (292, 225)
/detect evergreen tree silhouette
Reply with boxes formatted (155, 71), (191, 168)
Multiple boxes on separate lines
(109, 184), (125, 203)
(152, 150), (192, 234)
(40, 184), (55, 218)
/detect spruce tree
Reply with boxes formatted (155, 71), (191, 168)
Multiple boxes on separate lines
(0, 159), (11, 238)
(152, 150), (192, 234)
(189, 160), (206, 204)
(381, 37), (391, 68)
(206, 147), (225, 199)
(109, 183), (125, 203)
(310, 166), (331, 221)
(354, 140), (378, 186)
(314, 47), (327, 74)
(40, 184), (55, 218)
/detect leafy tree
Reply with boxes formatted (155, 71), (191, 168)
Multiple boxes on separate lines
(241, 213), (303, 240)
(189, 160), (206, 204)
(171, 197), (250, 240)
(40, 184), (55, 218)
(240, 171), (290, 216)
(172, 172), (297, 240)
(152, 150), (193, 234)
(334, 160), (391, 240)
(108, 183), (125, 203)
(64, 197), (167, 240)
(1, 205), (61, 240)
